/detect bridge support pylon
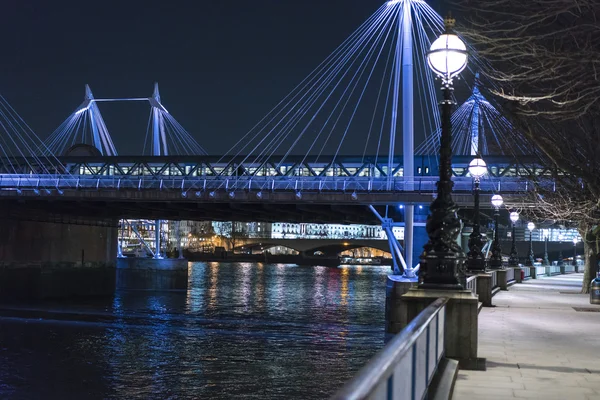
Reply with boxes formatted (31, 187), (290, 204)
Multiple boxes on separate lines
(369, 205), (416, 280)
(0, 214), (117, 300)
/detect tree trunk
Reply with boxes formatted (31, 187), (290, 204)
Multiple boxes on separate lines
(580, 224), (599, 294)
(581, 240), (595, 294)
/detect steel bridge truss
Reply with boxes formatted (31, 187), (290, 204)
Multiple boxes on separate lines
(0, 155), (557, 199)
(0, 155), (559, 178)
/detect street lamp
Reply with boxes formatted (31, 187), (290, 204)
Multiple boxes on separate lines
(558, 233), (565, 265)
(467, 156), (488, 271)
(542, 230), (550, 266)
(489, 194), (504, 269)
(526, 222), (535, 266)
(508, 211), (519, 267)
(419, 15), (468, 289)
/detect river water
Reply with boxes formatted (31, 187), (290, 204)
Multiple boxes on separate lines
(0, 262), (389, 399)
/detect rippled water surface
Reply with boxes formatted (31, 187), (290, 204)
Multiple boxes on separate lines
(0, 262), (389, 399)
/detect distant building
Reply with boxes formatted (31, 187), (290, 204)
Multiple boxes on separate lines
(270, 222), (403, 240)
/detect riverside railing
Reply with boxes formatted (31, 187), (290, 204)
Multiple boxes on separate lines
(491, 270), (498, 289)
(466, 275), (478, 297)
(331, 298), (448, 400)
(563, 265), (576, 273)
(506, 267), (515, 283)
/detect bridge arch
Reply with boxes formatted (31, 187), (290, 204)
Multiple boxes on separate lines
(234, 242), (301, 255)
(305, 244), (392, 257)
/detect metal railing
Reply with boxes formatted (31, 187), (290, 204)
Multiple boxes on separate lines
(506, 267), (515, 283)
(563, 265), (576, 273)
(546, 266), (562, 276)
(0, 173), (549, 194)
(535, 266), (546, 277)
(466, 275), (478, 297)
(491, 270), (498, 289)
(331, 298), (448, 400)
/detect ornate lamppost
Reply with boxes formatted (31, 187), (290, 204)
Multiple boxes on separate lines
(558, 233), (565, 266)
(526, 222), (535, 266)
(467, 156), (488, 271)
(542, 230), (550, 266)
(489, 194), (504, 269)
(419, 15), (469, 289)
(508, 211), (519, 267)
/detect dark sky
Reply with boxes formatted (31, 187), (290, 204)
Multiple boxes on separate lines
(0, 0), (444, 156)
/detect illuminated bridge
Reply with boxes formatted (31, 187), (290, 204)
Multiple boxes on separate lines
(0, 154), (551, 224)
(0, 0), (551, 286)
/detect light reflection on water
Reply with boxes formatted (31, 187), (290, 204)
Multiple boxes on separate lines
(0, 262), (388, 399)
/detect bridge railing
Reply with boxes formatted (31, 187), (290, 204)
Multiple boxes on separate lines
(331, 297), (448, 400)
(0, 174), (550, 194)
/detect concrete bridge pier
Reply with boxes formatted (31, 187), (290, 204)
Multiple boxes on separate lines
(116, 258), (189, 291)
(0, 218), (118, 300)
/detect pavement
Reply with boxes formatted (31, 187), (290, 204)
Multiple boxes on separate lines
(453, 273), (600, 400)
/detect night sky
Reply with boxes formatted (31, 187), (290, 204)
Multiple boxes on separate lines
(0, 0), (444, 156)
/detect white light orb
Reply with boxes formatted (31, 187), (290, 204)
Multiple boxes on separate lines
(427, 34), (468, 78)
(573, 237), (579, 245)
(509, 211), (519, 223)
(491, 194), (504, 208)
(468, 157), (487, 178)
(527, 222), (535, 231)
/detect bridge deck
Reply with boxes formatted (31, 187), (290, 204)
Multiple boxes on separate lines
(454, 273), (600, 400)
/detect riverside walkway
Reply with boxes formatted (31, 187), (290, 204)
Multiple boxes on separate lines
(454, 273), (600, 400)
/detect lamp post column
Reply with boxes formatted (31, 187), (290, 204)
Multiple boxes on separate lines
(558, 234), (564, 266)
(526, 224), (535, 266)
(419, 14), (469, 290)
(489, 205), (503, 269)
(508, 211), (519, 267)
(419, 75), (466, 289)
(467, 175), (486, 271)
(543, 236), (549, 266)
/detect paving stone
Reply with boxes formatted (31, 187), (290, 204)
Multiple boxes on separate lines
(453, 273), (600, 399)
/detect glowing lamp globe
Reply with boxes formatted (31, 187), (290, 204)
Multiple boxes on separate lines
(491, 194), (504, 208)
(427, 34), (468, 79)
(509, 211), (519, 223)
(468, 157), (487, 178)
(527, 222), (535, 231)
(573, 237), (578, 245)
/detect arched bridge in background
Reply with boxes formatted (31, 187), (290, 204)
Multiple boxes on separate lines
(234, 238), (394, 256)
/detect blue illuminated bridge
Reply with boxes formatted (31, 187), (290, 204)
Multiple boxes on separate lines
(0, 0), (558, 275)
(0, 153), (551, 224)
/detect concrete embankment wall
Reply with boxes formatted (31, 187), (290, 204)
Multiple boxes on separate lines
(0, 218), (118, 300)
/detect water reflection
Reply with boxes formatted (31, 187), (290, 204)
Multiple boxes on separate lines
(0, 262), (389, 399)
(340, 266), (350, 306)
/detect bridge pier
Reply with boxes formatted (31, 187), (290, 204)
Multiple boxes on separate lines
(116, 258), (189, 291)
(0, 218), (117, 300)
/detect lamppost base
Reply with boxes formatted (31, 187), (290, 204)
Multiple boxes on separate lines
(488, 259), (504, 269)
(391, 287), (484, 370)
(525, 257), (535, 267)
(466, 258), (487, 272)
(418, 250), (466, 290)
